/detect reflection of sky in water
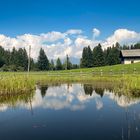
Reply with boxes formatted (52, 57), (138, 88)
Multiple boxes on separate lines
(0, 84), (140, 140)
(0, 84), (140, 112)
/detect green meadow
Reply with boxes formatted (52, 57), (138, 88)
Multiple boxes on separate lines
(0, 63), (140, 95)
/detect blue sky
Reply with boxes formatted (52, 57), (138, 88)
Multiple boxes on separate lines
(0, 0), (139, 37)
(0, 0), (140, 61)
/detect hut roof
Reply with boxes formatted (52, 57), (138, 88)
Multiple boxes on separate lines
(121, 49), (140, 57)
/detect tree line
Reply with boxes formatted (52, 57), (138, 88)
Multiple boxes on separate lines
(0, 42), (140, 71)
(37, 48), (78, 71)
(80, 42), (140, 68)
(0, 46), (78, 71)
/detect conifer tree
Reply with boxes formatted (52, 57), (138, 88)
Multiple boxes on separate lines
(93, 44), (104, 66)
(80, 46), (93, 68)
(37, 48), (49, 70)
(56, 58), (63, 70)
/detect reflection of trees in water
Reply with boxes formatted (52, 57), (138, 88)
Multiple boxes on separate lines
(107, 87), (114, 93)
(83, 83), (140, 100)
(83, 84), (94, 96)
(0, 91), (34, 107)
(37, 83), (62, 98)
(83, 84), (105, 97)
(39, 86), (48, 98)
(130, 89), (140, 98)
(94, 88), (104, 97)
(67, 83), (72, 92)
(83, 83), (140, 139)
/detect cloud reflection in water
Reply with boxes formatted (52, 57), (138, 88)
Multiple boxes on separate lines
(0, 84), (140, 112)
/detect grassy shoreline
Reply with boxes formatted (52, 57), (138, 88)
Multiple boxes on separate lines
(0, 63), (140, 94)
(0, 72), (140, 94)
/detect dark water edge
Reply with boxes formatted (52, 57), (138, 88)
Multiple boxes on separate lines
(0, 83), (140, 140)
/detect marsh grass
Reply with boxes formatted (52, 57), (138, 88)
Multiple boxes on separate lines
(0, 91), (34, 106)
(0, 63), (140, 95)
(0, 75), (35, 94)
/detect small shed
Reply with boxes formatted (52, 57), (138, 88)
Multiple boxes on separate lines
(120, 49), (140, 64)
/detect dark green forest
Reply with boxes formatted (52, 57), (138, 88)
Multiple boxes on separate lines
(0, 42), (140, 71)
(80, 42), (140, 68)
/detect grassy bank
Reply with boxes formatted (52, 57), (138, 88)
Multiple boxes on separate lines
(0, 63), (140, 94)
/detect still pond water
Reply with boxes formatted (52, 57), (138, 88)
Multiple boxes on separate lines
(0, 84), (140, 140)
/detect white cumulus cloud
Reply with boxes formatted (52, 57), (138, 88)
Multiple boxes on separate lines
(41, 31), (66, 42)
(103, 29), (140, 48)
(66, 29), (83, 35)
(0, 28), (140, 61)
(93, 28), (101, 39)
(75, 37), (92, 47)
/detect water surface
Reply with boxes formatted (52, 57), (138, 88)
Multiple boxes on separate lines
(0, 83), (140, 140)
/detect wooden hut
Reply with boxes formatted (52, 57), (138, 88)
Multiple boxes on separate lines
(120, 49), (140, 64)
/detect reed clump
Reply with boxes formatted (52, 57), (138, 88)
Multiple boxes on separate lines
(0, 72), (140, 95)
(0, 74), (35, 94)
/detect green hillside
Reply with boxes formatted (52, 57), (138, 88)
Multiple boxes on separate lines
(47, 63), (140, 75)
